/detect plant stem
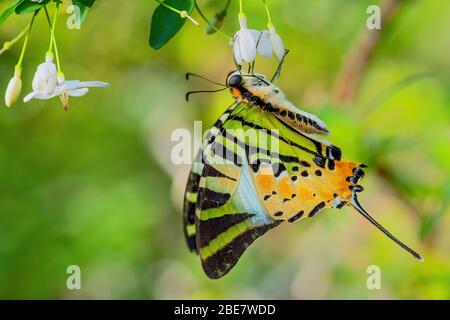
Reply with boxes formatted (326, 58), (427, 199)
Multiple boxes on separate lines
(45, 5), (62, 73)
(15, 10), (38, 73)
(155, 0), (182, 14)
(47, 3), (59, 53)
(224, 0), (232, 12)
(0, 26), (28, 55)
(332, 0), (404, 103)
(155, 0), (199, 25)
(262, 0), (272, 25)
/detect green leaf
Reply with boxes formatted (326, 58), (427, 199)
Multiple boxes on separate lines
(72, 0), (92, 23)
(149, 0), (194, 50)
(0, 0), (25, 27)
(74, 0), (96, 7)
(15, 0), (50, 15)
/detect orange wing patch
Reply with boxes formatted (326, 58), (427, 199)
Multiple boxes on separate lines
(251, 158), (366, 222)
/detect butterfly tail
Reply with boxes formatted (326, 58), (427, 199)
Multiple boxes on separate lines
(350, 192), (424, 262)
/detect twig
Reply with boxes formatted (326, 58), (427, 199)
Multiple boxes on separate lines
(332, 0), (405, 104)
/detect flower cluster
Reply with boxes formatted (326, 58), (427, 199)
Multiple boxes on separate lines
(232, 15), (285, 66)
(3, 1), (109, 111)
(231, 1), (286, 69)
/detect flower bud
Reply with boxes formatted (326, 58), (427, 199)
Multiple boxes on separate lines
(5, 69), (22, 107)
(205, 11), (226, 35)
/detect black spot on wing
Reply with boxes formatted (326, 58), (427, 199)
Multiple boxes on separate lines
(300, 161), (311, 167)
(326, 145), (342, 161)
(327, 159), (335, 170)
(308, 201), (326, 217)
(272, 162), (287, 177)
(336, 201), (346, 209)
(288, 211), (304, 223)
(313, 155), (326, 168)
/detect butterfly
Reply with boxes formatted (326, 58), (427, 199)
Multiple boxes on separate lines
(183, 71), (423, 279)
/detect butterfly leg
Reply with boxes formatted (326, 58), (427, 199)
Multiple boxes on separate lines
(249, 32), (265, 75)
(271, 49), (290, 83)
(233, 55), (243, 76)
(248, 62), (254, 74)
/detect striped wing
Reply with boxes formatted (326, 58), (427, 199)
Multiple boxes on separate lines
(183, 102), (281, 279)
(230, 104), (366, 223)
(183, 102), (365, 278)
(183, 102), (240, 254)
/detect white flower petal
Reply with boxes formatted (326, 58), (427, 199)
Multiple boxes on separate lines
(77, 81), (110, 88)
(23, 92), (36, 103)
(233, 35), (243, 65)
(60, 80), (81, 90)
(269, 27), (285, 61)
(32, 92), (59, 100)
(251, 30), (272, 58)
(23, 91), (58, 102)
(237, 29), (257, 63)
(32, 56), (58, 95)
(68, 88), (89, 97)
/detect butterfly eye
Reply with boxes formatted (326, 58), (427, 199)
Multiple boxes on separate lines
(227, 74), (242, 87)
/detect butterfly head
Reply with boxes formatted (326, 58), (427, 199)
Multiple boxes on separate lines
(226, 71), (283, 103)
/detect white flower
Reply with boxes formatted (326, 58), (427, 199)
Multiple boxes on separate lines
(231, 17), (286, 65)
(31, 0), (45, 3)
(24, 76), (110, 110)
(232, 15), (257, 65)
(250, 30), (272, 58)
(267, 24), (285, 61)
(31, 53), (58, 96)
(5, 69), (22, 107)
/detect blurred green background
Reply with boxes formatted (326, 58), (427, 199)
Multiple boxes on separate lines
(0, 0), (449, 299)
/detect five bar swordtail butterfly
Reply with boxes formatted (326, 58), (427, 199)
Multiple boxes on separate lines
(183, 71), (423, 279)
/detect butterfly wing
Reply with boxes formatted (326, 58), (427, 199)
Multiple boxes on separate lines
(183, 102), (239, 253)
(221, 104), (364, 222)
(196, 161), (281, 279)
(185, 98), (422, 278)
(183, 159), (202, 253)
(228, 105), (422, 261)
(183, 102), (282, 279)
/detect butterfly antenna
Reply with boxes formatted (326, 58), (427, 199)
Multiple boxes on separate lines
(350, 192), (424, 262)
(185, 73), (227, 87)
(185, 87), (229, 101)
